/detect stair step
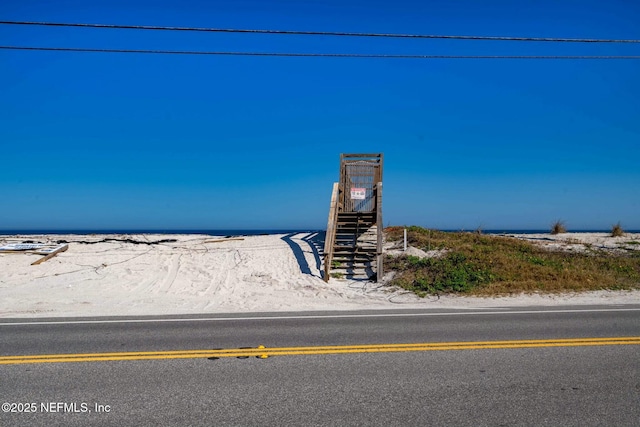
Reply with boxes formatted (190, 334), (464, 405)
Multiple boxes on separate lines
(331, 266), (372, 272)
(332, 262), (375, 267)
(330, 261), (373, 267)
(332, 254), (375, 259)
(334, 245), (377, 250)
(333, 257), (375, 261)
(338, 217), (376, 219)
(333, 255), (376, 259)
(338, 217), (375, 221)
(333, 251), (376, 256)
(333, 257), (373, 260)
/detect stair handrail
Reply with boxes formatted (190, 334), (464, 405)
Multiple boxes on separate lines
(323, 182), (340, 282)
(375, 181), (383, 282)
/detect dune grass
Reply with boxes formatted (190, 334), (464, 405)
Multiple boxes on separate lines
(611, 222), (625, 237)
(384, 226), (640, 296)
(550, 220), (567, 235)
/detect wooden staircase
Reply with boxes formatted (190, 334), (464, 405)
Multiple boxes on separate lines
(324, 153), (383, 282)
(331, 212), (378, 279)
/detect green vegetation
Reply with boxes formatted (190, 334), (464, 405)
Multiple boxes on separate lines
(384, 226), (640, 296)
(611, 222), (625, 237)
(387, 253), (494, 296)
(330, 272), (344, 279)
(551, 220), (567, 235)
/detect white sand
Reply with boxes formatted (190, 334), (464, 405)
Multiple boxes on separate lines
(500, 232), (640, 254)
(1, 232), (639, 318)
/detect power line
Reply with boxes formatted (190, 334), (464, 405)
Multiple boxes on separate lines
(2, 45), (640, 59)
(1, 20), (640, 43)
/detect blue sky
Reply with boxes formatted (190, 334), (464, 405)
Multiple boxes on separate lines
(1, 0), (639, 231)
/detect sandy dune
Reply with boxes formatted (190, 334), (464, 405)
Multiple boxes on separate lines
(501, 232), (640, 253)
(0, 232), (638, 318)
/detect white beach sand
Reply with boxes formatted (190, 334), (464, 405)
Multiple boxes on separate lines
(500, 231), (640, 254)
(1, 232), (639, 318)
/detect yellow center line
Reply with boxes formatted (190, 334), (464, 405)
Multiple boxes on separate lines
(1, 337), (639, 365)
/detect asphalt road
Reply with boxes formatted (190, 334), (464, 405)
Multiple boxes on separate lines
(1, 306), (639, 426)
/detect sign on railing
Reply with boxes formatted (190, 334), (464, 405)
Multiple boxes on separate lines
(350, 188), (366, 200)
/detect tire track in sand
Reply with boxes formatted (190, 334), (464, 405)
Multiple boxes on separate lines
(158, 253), (181, 294)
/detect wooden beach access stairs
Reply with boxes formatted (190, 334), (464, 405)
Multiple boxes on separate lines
(323, 153), (383, 282)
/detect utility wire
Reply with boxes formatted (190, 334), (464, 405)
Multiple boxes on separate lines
(3, 45), (640, 59)
(1, 20), (640, 43)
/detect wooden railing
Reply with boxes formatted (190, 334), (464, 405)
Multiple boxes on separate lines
(375, 182), (383, 281)
(324, 153), (383, 282)
(323, 182), (340, 282)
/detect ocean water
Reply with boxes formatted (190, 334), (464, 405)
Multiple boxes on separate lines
(0, 229), (322, 236)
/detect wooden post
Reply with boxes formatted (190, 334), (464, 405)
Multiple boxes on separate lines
(323, 182), (340, 282)
(404, 228), (407, 252)
(31, 244), (69, 265)
(376, 182), (383, 282)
